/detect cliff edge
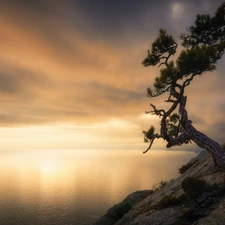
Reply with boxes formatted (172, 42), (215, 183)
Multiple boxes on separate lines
(93, 151), (225, 225)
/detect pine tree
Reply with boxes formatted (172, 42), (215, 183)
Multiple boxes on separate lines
(142, 2), (225, 169)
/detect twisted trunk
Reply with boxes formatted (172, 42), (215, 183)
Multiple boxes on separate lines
(188, 125), (225, 169)
(180, 95), (225, 169)
(165, 94), (225, 169)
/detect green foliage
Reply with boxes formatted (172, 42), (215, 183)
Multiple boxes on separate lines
(143, 126), (155, 142)
(151, 184), (159, 192)
(158, 180), (169, 189)
(179, 160), (198, 175)
(169, 113), (180, 123)
(143, 30), (178, 97)
(181, 2), (225, 48)
(178, 2), (225, 76)
(166, 113), (181, 137)
(176, 47), (216, 77)
(143, 2), (225, 98)
(181, 177), (212, 199)
(156, 195), (179, 209)
(151, 61), (177, 96)
(152, 179), (174, 192)
(159, 62), (176, 83)
(142, 29), (177, 67)
(146, 87), (154, 97)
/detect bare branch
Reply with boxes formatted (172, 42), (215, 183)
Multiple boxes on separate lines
(143, 134), (163, 153)
(165, 94), (176, 103)
(183, 73), (199, 87)
(150, 103), (165, 117)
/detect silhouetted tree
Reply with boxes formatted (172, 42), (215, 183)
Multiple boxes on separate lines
(142, 2), (225, 169)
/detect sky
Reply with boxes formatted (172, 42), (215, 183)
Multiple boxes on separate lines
(0, 0), (225, 151)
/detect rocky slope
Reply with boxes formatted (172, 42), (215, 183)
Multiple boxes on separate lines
(93, 151), (225, 225)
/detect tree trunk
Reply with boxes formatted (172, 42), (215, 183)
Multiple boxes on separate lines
(149, 90), (225, 169)
(179, 95), (225, 169)
(188, 124), (225, 169)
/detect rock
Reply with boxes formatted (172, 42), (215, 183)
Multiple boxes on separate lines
(201, 192), (214, 202)
(201, 196), (213, 208)
(93, 190), (152, 225)
(189, 150), (209, 164)
(93, 151), (225, 225)
(116, 206), (184, 225)
(193, 197), (225, 225)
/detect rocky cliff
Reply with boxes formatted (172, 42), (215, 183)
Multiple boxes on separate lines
(93, 151), (225, 225)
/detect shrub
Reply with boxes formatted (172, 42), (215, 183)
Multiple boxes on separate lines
(151, 184), (159, 192)
(181, 176), (211, 199)
(174, 208), (194, 225)
(158, 180), (169, 188)
(151, 180), (169, 192)
(157, 195), (179, 209)
(179, 160), (198, 174)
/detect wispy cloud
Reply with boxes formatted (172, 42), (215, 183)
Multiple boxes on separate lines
(0, 0), (224, 149)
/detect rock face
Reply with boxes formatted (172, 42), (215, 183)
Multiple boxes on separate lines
(93, 151), (225, 225)
(93, 190), (153, 225)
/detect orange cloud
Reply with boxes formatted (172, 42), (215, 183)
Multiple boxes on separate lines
(0, 0), (224, 150)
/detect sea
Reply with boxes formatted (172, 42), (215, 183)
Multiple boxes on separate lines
(0, 149), (197, 225)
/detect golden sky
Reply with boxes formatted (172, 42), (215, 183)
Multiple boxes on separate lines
(0, 0), (225, 151)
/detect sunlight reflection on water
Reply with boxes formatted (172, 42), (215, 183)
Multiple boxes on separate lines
(0, 149), (197, 225)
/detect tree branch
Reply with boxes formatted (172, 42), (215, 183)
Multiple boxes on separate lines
(143, 134), (163, 153)
(148, 103), (165, 117)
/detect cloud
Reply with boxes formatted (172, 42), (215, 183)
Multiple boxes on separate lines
(0, 0), (224, 150)
(0, 67), (48, 94)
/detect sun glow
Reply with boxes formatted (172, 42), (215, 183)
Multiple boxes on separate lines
(41, 159), (58, 175)
(171, 2), (184, 19)
(0, 118), (143, 151)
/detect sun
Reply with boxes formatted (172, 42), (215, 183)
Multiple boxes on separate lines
(41, 159), (58, 175)
(171, 2), (184, 20)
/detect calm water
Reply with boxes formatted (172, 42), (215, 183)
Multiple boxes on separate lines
(0, 149), (197, 225)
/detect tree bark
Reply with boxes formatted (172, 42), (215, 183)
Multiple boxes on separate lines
(177, 95), (225, 169)
(147, 90), (225, 169)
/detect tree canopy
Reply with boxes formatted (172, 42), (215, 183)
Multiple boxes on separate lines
(142, 2), (225, 169)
